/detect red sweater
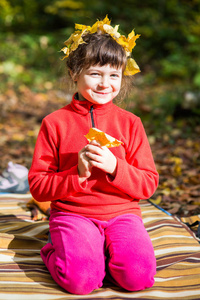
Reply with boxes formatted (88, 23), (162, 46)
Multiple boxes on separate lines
(28, 95), (159, 220)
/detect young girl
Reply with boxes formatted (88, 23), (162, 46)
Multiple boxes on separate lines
(28, 16), (159, 295)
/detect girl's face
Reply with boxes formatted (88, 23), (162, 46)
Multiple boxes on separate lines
(76, 64), (123, 105)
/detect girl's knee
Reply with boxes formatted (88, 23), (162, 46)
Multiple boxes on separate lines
(108, 251), (156, 291)
(106, 214), (156, 291)
(62, 269), (104, 295)
(45, 214), (106, 294)
(120, 263), (156, 291)
(42, 245), (105, 295)
(54, 260), (105, 294)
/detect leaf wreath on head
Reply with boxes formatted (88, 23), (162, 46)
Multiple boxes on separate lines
(61, 16), (140, 76)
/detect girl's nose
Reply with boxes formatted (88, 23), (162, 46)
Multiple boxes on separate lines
(99, 76), (109, 88)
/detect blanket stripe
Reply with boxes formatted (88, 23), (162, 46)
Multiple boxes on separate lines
(0, 197), (200, 300)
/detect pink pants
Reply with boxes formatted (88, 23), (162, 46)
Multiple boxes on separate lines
(41, 210), (156, 295)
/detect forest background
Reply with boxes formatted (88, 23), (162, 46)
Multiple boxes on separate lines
(0, 0), (200, 217)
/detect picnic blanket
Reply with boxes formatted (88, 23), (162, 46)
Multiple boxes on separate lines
(0, 194), (200, 300)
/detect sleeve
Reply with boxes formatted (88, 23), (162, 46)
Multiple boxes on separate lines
(28, 118), (86, 202)
(107, 117), (159, 199)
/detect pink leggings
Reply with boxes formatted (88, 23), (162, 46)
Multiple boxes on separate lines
(41, 210), (156, 295)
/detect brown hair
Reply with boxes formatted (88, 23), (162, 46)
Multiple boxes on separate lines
(66, 32), (133, 101)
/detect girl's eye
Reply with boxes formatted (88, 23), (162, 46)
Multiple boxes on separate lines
(90, 73), (100, 76)
(111, 74), (119, 78)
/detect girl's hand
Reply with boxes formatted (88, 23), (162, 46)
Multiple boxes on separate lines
(84, 140), (117, 177)
(78, 146), (93, 183)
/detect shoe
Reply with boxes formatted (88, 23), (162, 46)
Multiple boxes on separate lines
(0, 162), (29, 194)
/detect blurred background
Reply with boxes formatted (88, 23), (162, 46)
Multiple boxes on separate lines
(0, 0), (200, 216)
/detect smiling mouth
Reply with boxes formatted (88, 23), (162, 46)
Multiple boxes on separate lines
(95, 91), (111, 95)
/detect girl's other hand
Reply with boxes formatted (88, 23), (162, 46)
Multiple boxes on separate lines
(78, 146), (93, 184)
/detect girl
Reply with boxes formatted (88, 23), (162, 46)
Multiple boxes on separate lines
(28, 16), (159, 295)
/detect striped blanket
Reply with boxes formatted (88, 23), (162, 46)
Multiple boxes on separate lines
(0, 194), (200, 300)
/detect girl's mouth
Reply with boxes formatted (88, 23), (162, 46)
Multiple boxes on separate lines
(95, 91), (111, 95)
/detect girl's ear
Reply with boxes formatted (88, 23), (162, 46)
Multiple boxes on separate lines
(70, 70), (77, 82)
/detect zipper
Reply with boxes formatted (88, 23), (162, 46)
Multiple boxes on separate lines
(89, 106), (95, 127)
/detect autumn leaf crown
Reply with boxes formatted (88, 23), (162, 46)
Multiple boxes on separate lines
(61, 16), (140, 76)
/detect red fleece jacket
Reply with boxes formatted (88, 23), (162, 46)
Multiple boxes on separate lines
(28, 94), (159, 220)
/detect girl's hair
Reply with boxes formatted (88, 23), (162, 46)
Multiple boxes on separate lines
(66, 32), (133, 101)
(67, 32), (127, 77)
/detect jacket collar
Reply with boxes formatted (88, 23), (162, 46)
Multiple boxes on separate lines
(70, 93), (114, 116)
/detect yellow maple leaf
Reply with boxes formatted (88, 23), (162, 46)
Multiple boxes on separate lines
(127, 33), (140, 52)
(90, 15), (111, 34)
(124, 58), (140, 76)
(117, 35), (129, 51)
(150, 195), (162, 205)
(60, 46), (70, 59)
(103, 24), (121, 38)
(70, 33), (85, 51)
(75, 24), (90, 32)
(64, 33), (75, 46)
(85, 128), (123, 148)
